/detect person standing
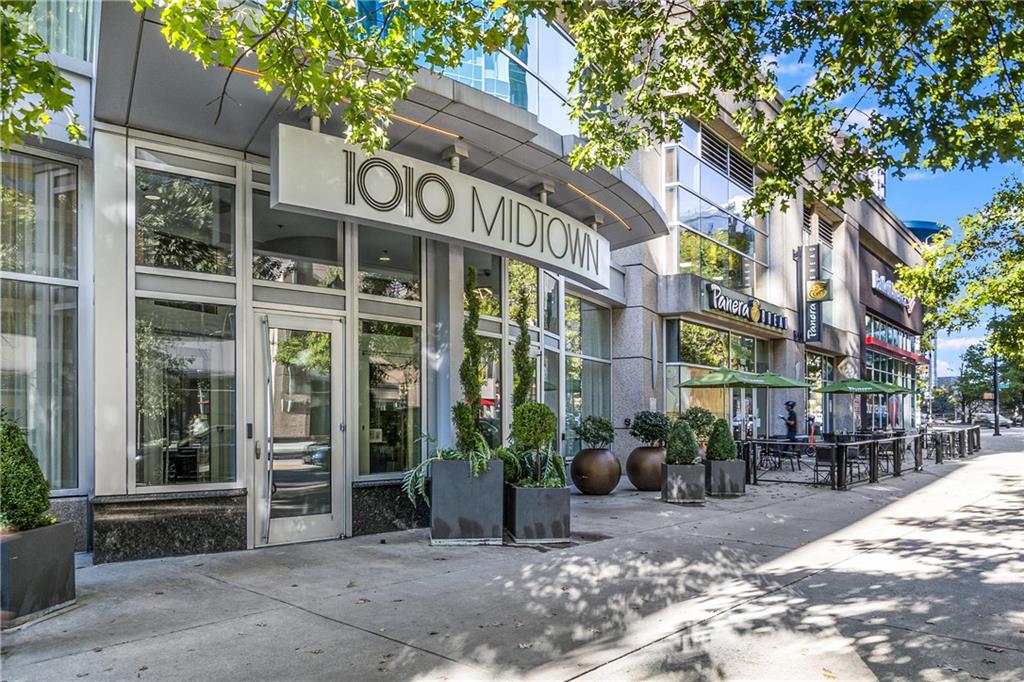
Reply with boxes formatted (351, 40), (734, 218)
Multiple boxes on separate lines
(784, 400), (799, 441)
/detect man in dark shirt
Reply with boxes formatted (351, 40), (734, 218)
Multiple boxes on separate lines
(784, 400), (799, 441)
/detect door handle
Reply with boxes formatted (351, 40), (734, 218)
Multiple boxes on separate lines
(255, 440), (261, 460)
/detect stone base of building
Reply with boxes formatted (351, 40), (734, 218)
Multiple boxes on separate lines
(48, 496), (91, 552)
(351, 481), (428, 536)
(91, 490), (247, 564)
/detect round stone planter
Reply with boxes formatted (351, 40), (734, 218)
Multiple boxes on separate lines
(570, 448), (621, 495)
(625, 446), (665, 491)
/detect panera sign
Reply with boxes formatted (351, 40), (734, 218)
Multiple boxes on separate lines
(703, 282), (789, 331)
(271, 124), (610, 289)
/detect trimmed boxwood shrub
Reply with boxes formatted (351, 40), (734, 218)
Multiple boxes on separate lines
(680, 407), (716, 446)
(666, 419), (700, 465)
(510, 402), (563, 487)
(574, 415), (614, 449)
(0, 419), (54, 532)
(629, 411), (672, 447)
(705, 418), (737, 461)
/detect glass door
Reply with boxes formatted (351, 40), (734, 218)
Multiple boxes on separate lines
(254, 313), (345, 546)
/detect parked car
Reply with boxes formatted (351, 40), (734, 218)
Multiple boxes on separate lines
(973, 413), (1012, 428)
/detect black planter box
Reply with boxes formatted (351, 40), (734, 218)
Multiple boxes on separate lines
(430, 459), (503, 545)
(504, 484), (571, 544)
(2, 522), (76, 627)
(705, 459), (747, 497)
(661, 463), (705, 505)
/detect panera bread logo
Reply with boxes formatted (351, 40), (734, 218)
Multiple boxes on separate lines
(705, 283), (788, 331)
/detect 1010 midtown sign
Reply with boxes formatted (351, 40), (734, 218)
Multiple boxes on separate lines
(271, 124), (611, 289)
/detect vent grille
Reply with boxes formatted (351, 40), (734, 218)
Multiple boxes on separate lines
(803, 205), (813, 234)
(819, 218), (834, 247)
(699, 126), (755, 193)
(729, 154), (754, 193)
(700, 128), (730, 177)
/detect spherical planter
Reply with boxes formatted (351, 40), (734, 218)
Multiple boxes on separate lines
(626, 446), (665, 491)
(570, 448), (622, 495)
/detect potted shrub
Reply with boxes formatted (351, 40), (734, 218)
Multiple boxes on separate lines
(1, 419), (76, 627)
(680, 406), (716, 456)
(570, 415), (620, 495)
(704, 418), (746, 496)
(626, 411), (672, 491)
(502, 402), (570, 543)
(662, 419), (705, 505)
(402, 267), (502, 545)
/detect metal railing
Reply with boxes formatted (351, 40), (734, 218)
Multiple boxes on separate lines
(741, 432), (926, 490)
(926, 425), (982, 463)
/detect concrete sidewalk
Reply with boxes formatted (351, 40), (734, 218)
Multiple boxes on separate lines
(4, 431), (1023, 681)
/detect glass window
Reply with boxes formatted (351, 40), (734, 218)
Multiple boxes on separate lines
(664, 147), (677, 184)
(542, 272), (559, 334)
(755, 338), (770, 373)
(29, 0), (93, 62)
(667, 320), (729, 367)
(1, 280), (78, 489)
(678, 188), (700, 228)
(252, 191), (344, 288)
(135, 168), (235, 276)
(665, 366), (726, 422)
(479, 337), (502, 448)
(1, 151), (77, 279)
(565, 357), (611, 455)
(679, 122), (700, 156)
(677, 150), (700, 192)
(464, 249), (501, 317)
(358, 225), (420, 300)
(358, 320), (421, 475)
(135, 299), (236, 486)
(700, 165), (729, 207)
(730, 334), (755, 372)
(563, 296), (610, 359)
(678, 229), (701, 274)
(543, 348), (559, 442)
(507, 260), (538, 327)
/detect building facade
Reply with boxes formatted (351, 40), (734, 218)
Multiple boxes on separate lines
(2, 3), (926, 562)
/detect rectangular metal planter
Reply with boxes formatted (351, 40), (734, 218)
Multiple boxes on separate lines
(504, 484), (571, 544)
(1, 522), (76, 627)
(705, 459), (747, 497)
(429, 459), (503, 545)
(661, 463), (706, 505)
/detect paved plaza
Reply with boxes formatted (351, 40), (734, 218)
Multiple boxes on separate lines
(3, 430), (1022, 681)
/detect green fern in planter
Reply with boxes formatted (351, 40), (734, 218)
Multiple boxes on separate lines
(0, 418), (55, 532)
(705, 418), (737, 461)
(666, 419), (700, 465)
(401, 434), (493, 507)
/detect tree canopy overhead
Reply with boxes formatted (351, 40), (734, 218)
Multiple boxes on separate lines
(5, 0), (1024, 359)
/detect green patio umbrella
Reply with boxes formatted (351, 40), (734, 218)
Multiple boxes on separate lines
(813, 378), (891, 394)
(758, 371), (812, 389)
(674, 367), (779, 389)
(872, 381), (913, 395)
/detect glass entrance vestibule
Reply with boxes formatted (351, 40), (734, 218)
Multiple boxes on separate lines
(109, 138), (615, 545)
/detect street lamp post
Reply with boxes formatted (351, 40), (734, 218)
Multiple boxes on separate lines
(993, 347), (1001, 436)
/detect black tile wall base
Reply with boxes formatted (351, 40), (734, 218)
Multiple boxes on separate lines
(92, 490), (246, 564)
(48, 496), (90, 552)
(352, 481), (428, 536)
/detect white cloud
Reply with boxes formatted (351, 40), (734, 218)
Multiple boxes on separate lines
(762, 53), (813, 77)
(896, 170), (934, 182)
(843, 107), (877, 131)
(936, 360), (958, 376)
(936, 336), (983, 352)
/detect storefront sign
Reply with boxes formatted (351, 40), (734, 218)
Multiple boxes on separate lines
(271, 124), (611, 289)
(871, 270), (916, 314)
(807, 279), (832, 301)
(804, 244), (823, 342)
(702, 282), (788, 331)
